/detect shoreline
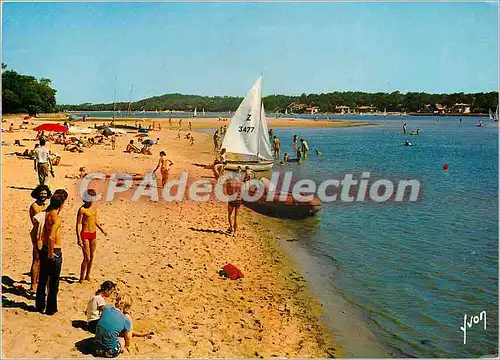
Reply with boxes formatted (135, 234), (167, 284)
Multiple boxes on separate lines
(1, 117), (341, 357)
(3, 113), (374, 128)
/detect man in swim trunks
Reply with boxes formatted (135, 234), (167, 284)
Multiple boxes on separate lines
(273, 135), (281, 160)
(224, 170), (243, 237)
(76, 189), (107, 283)
(213, 148), (227, 179)
(36, 189), (68, 315)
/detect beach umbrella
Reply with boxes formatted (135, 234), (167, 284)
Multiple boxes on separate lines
(33, 123), (68, 133)
(135, 133), (147, 138)
(23, 115), (31, 120)
(138, 128), (149, 134)
(100, 126), (114, 137)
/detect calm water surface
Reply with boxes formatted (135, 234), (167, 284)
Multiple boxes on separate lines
(272, 116), (498, 357)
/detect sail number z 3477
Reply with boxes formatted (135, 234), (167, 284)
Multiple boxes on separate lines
(238, 126), (255, 133)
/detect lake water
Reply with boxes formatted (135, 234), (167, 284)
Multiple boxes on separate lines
(271, 116), (498, 357)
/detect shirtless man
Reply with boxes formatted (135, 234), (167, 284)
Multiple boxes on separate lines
(273, 135), (281, 160)
(76, 189), (107, 283)
(224, 170), (243, 236)
(29, 185), (52, 292)
(213, 148), (227, 179)
(110, 135), (116, 150)
(36, 189), (68, 315)
(125, 140), (140, 153)
(153, 151), (174, 188)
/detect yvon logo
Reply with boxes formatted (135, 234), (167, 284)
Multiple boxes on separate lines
(460, 311), (486, 345)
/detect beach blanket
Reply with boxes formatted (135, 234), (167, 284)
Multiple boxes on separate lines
(33, 211), (46, 250)
(220, 264), (244, 280)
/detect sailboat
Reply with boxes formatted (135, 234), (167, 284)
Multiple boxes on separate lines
(489, 106), (499, 121)
(383, 108), (387, 117)
(221, 76), (274, 172)
(194, 108), (198, 117)
(285, 108), (288, 115)
(202, 108), (205, 116)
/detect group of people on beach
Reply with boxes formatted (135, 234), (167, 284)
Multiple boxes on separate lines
(28, 182), (152, 356)
(270, 133), (310, 164)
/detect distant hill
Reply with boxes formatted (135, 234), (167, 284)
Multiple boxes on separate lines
(57, 91), (499, 114)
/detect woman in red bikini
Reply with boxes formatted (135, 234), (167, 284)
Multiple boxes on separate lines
(76, 189), (107, 283)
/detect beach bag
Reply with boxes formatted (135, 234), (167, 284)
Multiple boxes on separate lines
(219, 264), (244, 280)
(33, 211), (46, 250)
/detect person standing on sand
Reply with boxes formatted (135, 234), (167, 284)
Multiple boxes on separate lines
(110, 135), (116, 150)
(36, 189), (68, 315)
(273, 135), (281, 160)
(224, 170), (243, 236)
(189, 121), (192, 132)
(34, 138), (54, 185)
(29, 185), (52, 292)
(153, 151), (174, 188)
(179, 119), (183, 129)
(213, 130), (220, 152)
(169, 118), (172, 129)
(76, 189), (107, 283)
(213, 148), (227, 179)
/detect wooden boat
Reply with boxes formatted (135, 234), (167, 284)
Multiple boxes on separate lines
(243, 180), (322, 219)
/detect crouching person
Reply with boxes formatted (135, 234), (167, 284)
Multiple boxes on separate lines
(94, 293), (133, 357)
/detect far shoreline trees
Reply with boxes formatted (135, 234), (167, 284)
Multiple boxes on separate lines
(58, 90), (498, 115)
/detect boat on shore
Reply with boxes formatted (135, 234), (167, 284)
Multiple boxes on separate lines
(243, 178), (322, 219)
(221, 76), (274, 172)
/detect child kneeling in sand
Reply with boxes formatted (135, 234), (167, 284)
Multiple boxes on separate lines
(85, 281), (116, 333)
(94, 293), (154, 357)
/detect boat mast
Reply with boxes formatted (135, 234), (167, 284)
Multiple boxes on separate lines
(257, 76), (262, 161)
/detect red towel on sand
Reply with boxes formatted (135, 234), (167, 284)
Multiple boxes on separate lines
(221, 264), (244, 280)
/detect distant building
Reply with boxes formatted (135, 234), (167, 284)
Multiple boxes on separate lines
(287, 102), (308, 113)
(452, 103), (471, 114)
(306, 105), (320, 114)
(335, 105), (351, 113)
(434, 103), (447, 114)
(356, 105), (377, 113)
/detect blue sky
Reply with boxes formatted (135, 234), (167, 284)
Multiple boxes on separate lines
(2, 2), (498, 104)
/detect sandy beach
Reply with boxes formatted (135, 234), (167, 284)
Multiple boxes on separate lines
(1, 116), (343, 358)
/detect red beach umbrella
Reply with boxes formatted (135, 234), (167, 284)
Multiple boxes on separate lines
(23, 115), (31, 120)
(33, 123), (68, 133)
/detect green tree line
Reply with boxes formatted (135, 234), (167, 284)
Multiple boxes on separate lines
(2, 64), (57, 115)
(58, 90), (498, 114)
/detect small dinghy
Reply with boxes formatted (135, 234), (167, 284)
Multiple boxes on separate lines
(243, 178), (322, 219)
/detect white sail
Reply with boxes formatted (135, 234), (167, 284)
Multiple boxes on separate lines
(489, 108), (494, 120)
(257, 104), (274, 161)
(194, 108), (197, 117)
(496, 106), (499, 121)
(202, 108), (205, 116)
(383, 108), (387, 116)
(222, 76), (265, 158)
(285, 108), (288, 115)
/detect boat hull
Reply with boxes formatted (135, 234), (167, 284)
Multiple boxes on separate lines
(224, 160), (274, 172)
(243, 187), (322, 219)
(243, 195), (321, 219)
